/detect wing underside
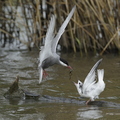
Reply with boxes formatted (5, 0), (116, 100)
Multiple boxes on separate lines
(51, 6), (76, 53)
(82, 59), (103, 93)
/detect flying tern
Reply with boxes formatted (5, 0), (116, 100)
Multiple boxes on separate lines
(38, 6), (76, 83)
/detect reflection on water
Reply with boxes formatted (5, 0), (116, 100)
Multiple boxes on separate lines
(76, 107), (103, 119)
(0, 49), (120, 119)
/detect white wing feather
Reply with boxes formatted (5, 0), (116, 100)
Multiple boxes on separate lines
(97, 69), (104, 83)
(96, 69), (105, 92)
(82, 59), (103, 93)
(44, 15), (56, 47)
(39, 6), (76, 64)
(84, 69), (105, 97)
(52, 6), (76, 53)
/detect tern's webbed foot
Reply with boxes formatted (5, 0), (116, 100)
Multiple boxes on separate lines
(43, 70), (48, 78)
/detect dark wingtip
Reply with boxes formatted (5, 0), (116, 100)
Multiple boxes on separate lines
(99, 58), (103, 62)
(94, 58), (103, 69)
(97, 58), (103, 65)
(89, 58), (103, 74)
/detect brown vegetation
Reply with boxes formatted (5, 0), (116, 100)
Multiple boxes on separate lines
(0, 0), (120, 55)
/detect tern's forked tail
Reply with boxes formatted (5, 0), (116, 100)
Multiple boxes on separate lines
(39, 68), (43, 84)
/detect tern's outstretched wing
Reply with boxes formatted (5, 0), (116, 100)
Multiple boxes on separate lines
(39, 15), (56, 66)
(38, 14), (56, 84)
(51, 6), (76, 53)
(44, 15), (56, 47)
(82, 59), (103, 93)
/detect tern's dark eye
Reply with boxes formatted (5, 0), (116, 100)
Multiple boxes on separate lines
(79, 82), (81, 85)
(79, 82), (82, 88)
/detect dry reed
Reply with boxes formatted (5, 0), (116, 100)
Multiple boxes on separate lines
(0, 0), (119, 54)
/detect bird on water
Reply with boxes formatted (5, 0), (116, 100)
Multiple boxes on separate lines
(38, 6), (76, 83)
(74, 59), (105, 104)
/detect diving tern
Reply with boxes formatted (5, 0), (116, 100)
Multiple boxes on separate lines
(74, 59), (105, 104)
(38, 6), (76, 83)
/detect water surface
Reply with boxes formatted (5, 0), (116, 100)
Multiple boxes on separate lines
(0, 49), (120, 120)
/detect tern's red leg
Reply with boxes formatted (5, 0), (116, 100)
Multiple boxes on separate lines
(86, 99), (91, 105)
(43, 70), (48, 78)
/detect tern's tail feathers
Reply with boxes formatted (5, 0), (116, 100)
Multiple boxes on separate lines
(39, 68), (43, 84)
(97, 69), (104, 82)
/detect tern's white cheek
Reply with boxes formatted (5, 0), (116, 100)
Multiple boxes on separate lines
(59, 61), (68, 67)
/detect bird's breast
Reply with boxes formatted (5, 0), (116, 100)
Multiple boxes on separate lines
(42, 56), (58, 69)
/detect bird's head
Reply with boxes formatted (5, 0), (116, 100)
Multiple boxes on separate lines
(59, 58), (72, 69)
(73, 80), (83, 95)
(74, 80), (83, 89)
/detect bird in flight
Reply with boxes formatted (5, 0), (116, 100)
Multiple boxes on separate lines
(38, 6), (76, 83)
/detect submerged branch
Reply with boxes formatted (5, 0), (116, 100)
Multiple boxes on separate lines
(4, 75), (120, 108)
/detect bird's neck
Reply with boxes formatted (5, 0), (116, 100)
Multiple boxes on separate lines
(77, 87), (82, 95)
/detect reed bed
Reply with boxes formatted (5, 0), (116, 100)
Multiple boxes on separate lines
(0, 0), (119, 54)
